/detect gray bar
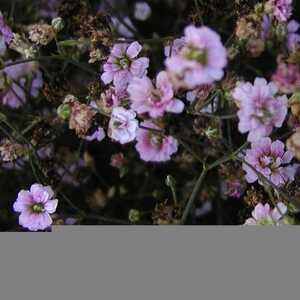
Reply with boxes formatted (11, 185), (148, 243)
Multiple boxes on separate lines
(0, 227), (299, 299)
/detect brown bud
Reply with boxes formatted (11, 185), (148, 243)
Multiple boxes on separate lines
(287, 132), (300, 160)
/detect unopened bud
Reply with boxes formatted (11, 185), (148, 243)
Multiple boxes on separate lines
(128, 209), (140, 223)
(51, 17), (64, 32)
(57, 103), (71, 120)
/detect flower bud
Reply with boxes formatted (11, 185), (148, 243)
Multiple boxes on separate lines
(165, 175), (176, 188)
(128, 209), (140, 223)
(286, 132), (300, 160)
(51, 17), (64, 32)
(57, 103), (71, 120)
(290, 91), (300, 117)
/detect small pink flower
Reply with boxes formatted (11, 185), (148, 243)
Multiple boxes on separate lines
(165, 25), (227, 89)
(267, 0), (292, 22)
(232, 78), (287, 142)
(101, 41), (149, 93)
(128, 71), (184, 118)
(243, 138), (297, 186)
(99, 86), (126, 112)
(0, 11), (13, 44)
(224, 178), (244, 198)
(13, 183), (58, 231)
(85, 127), (106, 142)
(245, 202), (287, 225)
(1, 62), (43, 108)
(110, 152), (127, 169)
(135, 121), (178, 162)
(108, 107), (139, 144)
(272, 62), (300, 94)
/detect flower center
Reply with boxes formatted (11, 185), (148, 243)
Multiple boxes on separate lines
(257, 218), (275, 225)
(259, 155), (277, 170)
(118, 57), (130, 69)
(149, 132), (163, 147)
(32, 203), (44, 213)
(183, 47), (208, 64)
(148, 89), (162, 104)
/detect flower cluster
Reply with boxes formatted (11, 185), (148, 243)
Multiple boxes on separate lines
(1, 0), (300, 229)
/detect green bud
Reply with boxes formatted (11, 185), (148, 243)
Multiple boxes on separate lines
(205, 126), (219, 139)
(57, 103), (71, 120)
(165, 175), (176, 188)
(51, 17), (64, 32)
(128, 209), (140, 223)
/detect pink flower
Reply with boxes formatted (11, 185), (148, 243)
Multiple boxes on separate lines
(243, 138), (297, 186)
(128, 71), (184, 118)
(287, 20), (300, 50)
(267, 0), (293, 22)
(85, 127), (106, 142)
(108, 107), (139, 144)
(99, 86), (126, 112)
(232, 78), (287, 142)
(110, 152), (127, 169)
(1, 62), (43, 108)
(245, 202), (287, 225)
(223, 178), (244, 198)
(101, 41), (149, 93)
(13, 184), (58, 231)
(135, 121), (178, 162)
(0, 11), (13, 44)
(272, 62), (300, 94)
(165, 25), (227, 89)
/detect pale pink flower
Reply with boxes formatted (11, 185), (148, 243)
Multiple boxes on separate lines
(232, 78), (287, 142)
(165, 25), (227, 89)
(272, 62), (300, 94)
(267, 0), (293, 22)
(245, 202), (287, 225)
(108, 107), (139, 144)
(101, 41), (149, 93)
(110, 153), (127, 169)
(99, 86), (125, 112)
(13, 183), (58, 231)
(243, 138), (297, 186)
(1, 62), (43, 108)
(128, 71), (184, 118)
(135, 121), (178, 162)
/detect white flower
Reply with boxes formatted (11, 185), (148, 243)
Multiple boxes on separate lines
(108, 107), (139, 144)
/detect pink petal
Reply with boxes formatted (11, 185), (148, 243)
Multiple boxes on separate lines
(126, 41), (142, 58)
(44, 199), (58, 214)
(166, 99), (184, 114)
